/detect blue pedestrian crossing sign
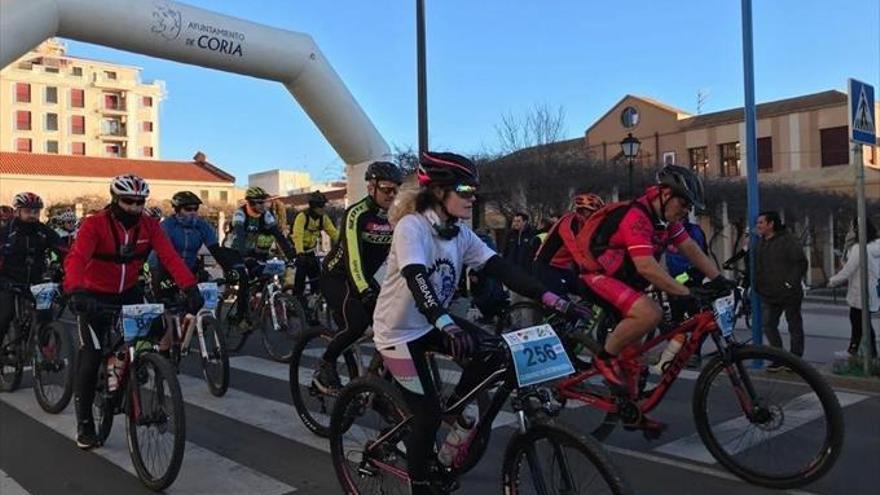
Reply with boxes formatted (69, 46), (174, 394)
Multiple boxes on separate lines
(848, 79), (876, 146)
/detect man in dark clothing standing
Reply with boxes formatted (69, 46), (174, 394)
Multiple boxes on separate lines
(503, 212), (535, 273)
(755, 211), (808, 370)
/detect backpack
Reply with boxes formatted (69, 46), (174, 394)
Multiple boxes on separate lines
(573, 201), (654, 276)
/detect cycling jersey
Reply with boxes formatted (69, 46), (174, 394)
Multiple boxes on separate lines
(230, 205), (295, 259)
(323, 196), (393, 295)
(533, 211), (589, 271)
(149, 215), (218, 271)
(0, 219), (65, 284)
(291, 209), (338, 254)
(63, 209), (196, 294)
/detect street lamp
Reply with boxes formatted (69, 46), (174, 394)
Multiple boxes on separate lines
(620, 133), (641, 198)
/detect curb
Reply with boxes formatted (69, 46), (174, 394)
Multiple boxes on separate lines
(818, 365), (880, 394)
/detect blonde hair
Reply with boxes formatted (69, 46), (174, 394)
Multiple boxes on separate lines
(388, 189), (419, 226)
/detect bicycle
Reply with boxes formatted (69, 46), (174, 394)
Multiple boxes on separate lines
(161, 281), (230, 397)
(0, 281), (74, 413)
(722, 256), (752, 329)
(88, 301), (186, 491)
(541, 285), (843, 489)
(328, 329), (633, 494)
(219, 258), (309, 363)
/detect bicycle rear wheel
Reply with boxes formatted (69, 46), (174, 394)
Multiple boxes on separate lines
(126, 352), (186, 491)
(219, 293), (249, 353)
(261, 293), (308, 363)
(502, 423), (632, 495)
(693, 345), (844, 489)
(32, 323), (75, 413)
(330, 376), (411, 495)
(198, 314), (230, 397)
(0, 324), (24, 392)
(93, 364), (115, 445)
(289, 328), (360, 437)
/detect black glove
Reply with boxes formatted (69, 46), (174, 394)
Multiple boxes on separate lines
(442, 324), (475, 361)
(69, 290), (96, 314)
(184, 285), (204, 314)
(706, 275), (737, 291)
(360, 286), (379, 307)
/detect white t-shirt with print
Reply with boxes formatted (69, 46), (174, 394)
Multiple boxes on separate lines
(372, 211), (496, 350)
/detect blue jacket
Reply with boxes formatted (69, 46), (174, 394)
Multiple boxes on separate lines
(148, 215), (218, 271)
(666, 221), (708, 279)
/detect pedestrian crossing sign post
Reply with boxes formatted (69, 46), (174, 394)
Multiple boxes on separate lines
(848, 78), (876, 146)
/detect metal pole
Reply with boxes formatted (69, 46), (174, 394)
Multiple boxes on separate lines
(741, 0), (763, 343)
(855, 144), (872, 374)
(416, 0), (429, 154)
(628, 159), (634, 199)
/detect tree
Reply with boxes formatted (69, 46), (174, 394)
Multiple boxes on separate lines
(494, 104), (567, 156)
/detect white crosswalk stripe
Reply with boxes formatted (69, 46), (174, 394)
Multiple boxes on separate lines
(0, 469), (29, 495)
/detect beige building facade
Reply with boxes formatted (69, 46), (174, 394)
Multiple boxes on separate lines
(248, 169), (312, 197)
(0, 39), (163, 160)
(585, 91), (880, 198)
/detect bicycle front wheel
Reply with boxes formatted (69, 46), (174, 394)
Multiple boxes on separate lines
(261, 293), (308, 363)
(693, 345), (844, 489)
(126, 352), (186, 491)
(502, 422), (632, 495)
(32, 323), (75, 413)
(198, 314), (230, 397)
(0, 324), (24, 392)
(218, 295), (249, 353)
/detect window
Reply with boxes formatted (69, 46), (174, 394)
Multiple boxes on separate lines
(688, 146), (709, 175)
(104, 93), (120, 110)
(142, 96), (153, 107)
(71, 89), (84, 108)
(44, 66), (59, 74)
(105, 144), (121, 157)
(71, 142), (86, 155)
(142, 121), (154, 132)
(46, 140), (59, 154)
(142, 146), (154, 157)
(662, 152), (676, 165)
(103, 70), (117, 80)
(72, 67), (83, 77)
(820, 126), (849, 167)
(16, 138), (32, 152)
(15, 83), (30, 103)
(45, 86), (58, 104)
(102, 118), (122, 135)
(219, 191), (229, 204)
(757, 137), (773, 172)
(45, 113), (58, 131)
(200, 190), (209, 200)
(71, 115), (85, 135)
(719, 142), (741, 177)
(15, 110), (31, 130)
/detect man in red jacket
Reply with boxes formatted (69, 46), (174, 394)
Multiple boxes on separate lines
(65, 174), (202, 450)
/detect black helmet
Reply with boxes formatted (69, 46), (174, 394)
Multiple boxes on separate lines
(171, 191), (203, 209)
(308, 191), (328, 208)
(365, 161), (403, 185)
(417, 151), (479, 187)
(656, 165), (705, 211)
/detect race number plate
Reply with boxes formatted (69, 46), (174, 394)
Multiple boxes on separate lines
(122, 304), (165, 342)
(30, 282), (59, 310)
(263, 258), (286, 276)
(501, 324), (575, 387)
(713, 294), (736, 337)
(198, 282), (219, 310)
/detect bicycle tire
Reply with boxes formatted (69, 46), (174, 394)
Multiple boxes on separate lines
(289, 328), (360, 437)
(261, 293), (307, 363)
(329, 376), (411, 495)
(94, 364), (114, 446)
(693, 345), (844, 489)
(219, 294), (249, 353)
(497, 301), (546, 334)
(198, 314), (230, 397)
(126, 352), (186, 491)
(0, 323), (24, 392)
(32, 323), (75, 413)
(501, 422), (633, 495)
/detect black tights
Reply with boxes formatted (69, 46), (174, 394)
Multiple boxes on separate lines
(848, 307), (878, 357)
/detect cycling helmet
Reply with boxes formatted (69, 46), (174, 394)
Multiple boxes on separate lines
(308, 191), (328, 208)
(365, 161), (403, 185)
(12, 192), (44, 210)
(417, 151), (479, 187)
(58, 210), (77, 223)
(656, 165), (705, 211)
(0, 205), (13, 222)
(245, 186), (270, 201)
(110, 174), (150, 198)
(146, 206), (163, 218)
(171, 191), (203, 208)
(572, 192), (605, 213)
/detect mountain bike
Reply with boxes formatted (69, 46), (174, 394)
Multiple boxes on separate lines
(89, 302), (185, 491)
(0, 281), (74, 413)
(329, 329), (632, 494)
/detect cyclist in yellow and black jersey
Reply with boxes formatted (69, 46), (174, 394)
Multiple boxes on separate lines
(290, 191), (338, 311)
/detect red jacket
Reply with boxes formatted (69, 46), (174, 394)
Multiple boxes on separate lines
(64, 209), (196, 295)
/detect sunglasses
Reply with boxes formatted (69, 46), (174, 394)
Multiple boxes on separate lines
(377, 185), (399, 195)
(250, 200), (267, 205)
(118, 197), (146, 206)
(182, 206), (200, 212)
(453, 184), (478, 200)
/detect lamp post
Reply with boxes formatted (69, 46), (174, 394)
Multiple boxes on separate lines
(620, 133), (641, 198)
(416, 0), (428, 154)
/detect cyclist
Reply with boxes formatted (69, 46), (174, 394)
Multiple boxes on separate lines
(145, 206), (163, 219)
(53, 209), (78, 248)
(0, 205), (13, 230)
(312, 161), (402, 391)
(229, 187), (296, 326)
(0, 193), (66, 354)
(532, 191), (605, 295)
(291, 191), (339, 311)
(574, 165), (729, 431)
(64, 174), (203, 450)
(372, 151), (586, 495)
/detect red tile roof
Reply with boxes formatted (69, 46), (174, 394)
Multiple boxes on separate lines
(0, 152), (234, 183)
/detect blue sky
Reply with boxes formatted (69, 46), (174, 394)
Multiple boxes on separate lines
(63, 0), (879, 185)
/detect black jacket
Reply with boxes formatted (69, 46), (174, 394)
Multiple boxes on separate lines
(0, 219), (65, 284)
(503, 227), (536, 272)
(755, 230), (807, 304)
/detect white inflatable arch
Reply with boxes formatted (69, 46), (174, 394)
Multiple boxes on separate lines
(0, 0), (390, 199)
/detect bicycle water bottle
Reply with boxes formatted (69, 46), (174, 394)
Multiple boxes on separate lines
(438, 416), (475, 467)
(651, 335), (684, 375)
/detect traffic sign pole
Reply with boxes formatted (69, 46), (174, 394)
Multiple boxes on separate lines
(854, 144), (872, 375)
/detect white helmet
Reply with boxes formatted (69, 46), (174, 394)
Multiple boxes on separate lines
(110, 174), (150, 198)
(58, 210), (77, 223)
